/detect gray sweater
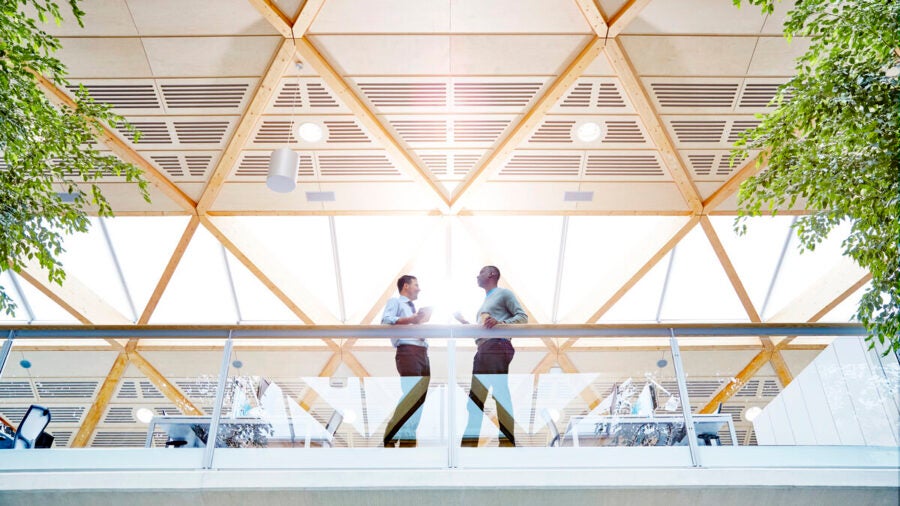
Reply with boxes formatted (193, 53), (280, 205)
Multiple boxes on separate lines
(475, 287), (528, 344)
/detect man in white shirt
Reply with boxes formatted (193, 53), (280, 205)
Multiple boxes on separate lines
(381, 275), (431, 447)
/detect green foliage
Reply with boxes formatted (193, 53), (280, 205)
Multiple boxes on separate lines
(0, 0), (149, 316)
(732, 0), (899, 352)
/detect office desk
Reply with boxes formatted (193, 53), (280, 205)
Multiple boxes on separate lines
(562, 414), (737, 447)
(145, 416), (333, 448)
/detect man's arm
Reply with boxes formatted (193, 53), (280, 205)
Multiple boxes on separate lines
(381, 298), (424, 325)
(503, 291), (528, 324)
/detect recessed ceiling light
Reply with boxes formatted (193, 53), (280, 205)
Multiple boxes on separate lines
(135, 407), (155, 424)
(574, 121), (604, 143)
(342, 409), (357, 424)
(743, 406), (762, 422)
(297, 122), (324, 142)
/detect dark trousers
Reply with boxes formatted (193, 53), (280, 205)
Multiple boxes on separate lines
(383, 345), (430, 445)
(464, 338), (515, 446)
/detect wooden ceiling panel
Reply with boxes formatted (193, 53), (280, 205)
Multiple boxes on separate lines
(126, 0), (277, 36)
(522, 115), (651, 149)
(622, 0), (768, 35)
(449, 35), (592, 75)
(549, 77), (634, 113)
(55, 182), (186, 214)
(760, 0), (798, 34)
(747, 37), (811, 76)
(247, 117), (377, 149)
(142, 36), (282, 77)
(311, 35), (451, 75)
(264, 78), (351, 114)
(310, 0), (451, 34)
(56, 38), (153, 78)
(619, 36), (758, 76)
(31, 0), (138, 36)
(448, 0), (591, 34)
(458, 181), (689, 212)
(212, 182), (442, 212)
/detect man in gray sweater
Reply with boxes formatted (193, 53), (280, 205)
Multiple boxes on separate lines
(457, 265), (527, 447)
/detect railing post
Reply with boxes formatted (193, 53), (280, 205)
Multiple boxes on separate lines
(0, 331), (15, 378)
(203, 330), (234, 470)
(669, 328), (701, 467)
(447, 328), (458, 468)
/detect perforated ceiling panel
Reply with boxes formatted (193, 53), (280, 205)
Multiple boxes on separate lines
(349, 77), (549, 113)
(264, 78), (349, 113)
(666, 117), (762, 147)
(146, 151), (219, 181)
(115, 117), (237, 149)
(551, 78), (631, 113)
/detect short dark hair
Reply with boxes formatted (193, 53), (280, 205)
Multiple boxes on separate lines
(397, 275), (417, 293)
(484, 265), (500, 281)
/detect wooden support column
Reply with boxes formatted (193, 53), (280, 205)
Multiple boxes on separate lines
(70, 352), (129, 448)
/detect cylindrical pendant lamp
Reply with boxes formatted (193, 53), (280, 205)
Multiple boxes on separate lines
(266, 148), (298, 193)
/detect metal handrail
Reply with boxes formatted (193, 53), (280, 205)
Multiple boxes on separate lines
(0, 323), (867, 339)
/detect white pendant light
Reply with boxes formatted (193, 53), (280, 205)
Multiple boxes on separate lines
(266, 147), (298, 193)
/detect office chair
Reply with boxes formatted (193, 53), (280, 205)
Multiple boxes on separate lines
(540, 408), (561, 447)
(13, 405), (52, 449)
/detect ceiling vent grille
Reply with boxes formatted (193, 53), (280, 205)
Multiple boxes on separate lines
(651, 83), (738, 108)
(719, 152), (748, 176)
(500, 154), (581, 177)
(762, 379), (780, 397)
(597, 82), (626, 108)
(46, 406), (86, 424)
(530, 121), (574, 143)
(92, 431), (147, 448)
(150, 154), (214, 179)
(273, 82), (302, 108)
(235, 153), (314, 177)
(561, 82), (592, 108)
(454, 120), (510, 143)
(117, 121), (171, 144)
(726, 120), (760, 143)
(390, 120), (447, 143)
(671, 120), (726, 143)
(173, 121), (230, 144)
(185, 155), (213, 177)
(0, 407), (28, 424)
(318, 154), (400, 177)
(452, 154), (480, 176)
(735, 379), (761, 397)
(306, 82), (339, 108)
(358, 82), (447, 107)
(419, 154), (448, 176)
(104, 406), (136, 424)
(0, 381), (35, 398)
(50, 431), (71, 448)
(35, 381), (98, 398)
(160, 83), (248, 109)
(140, 380), (164, 399)
(453, 82), (542, 107)
(603, 120), (645, 143)
(69, 84), (160, 109)
(324, 120), (370, 143)
(584, 154), (663, 176)
(151, 155), (183, 177)
(254, 120), (296, 144)
(117, 381), (138, 399)
(738, 83), (791, 108)
(687, 154), (715, 176)
(175, 380), (219, 400)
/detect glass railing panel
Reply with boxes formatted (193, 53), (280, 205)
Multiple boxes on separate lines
(675, 334), (900, 460)
(0, 334), (226, 454)
(210, 335), (450, 467)
(454, 333), (691, 469)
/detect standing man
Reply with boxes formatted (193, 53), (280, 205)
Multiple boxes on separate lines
(457, 265), (527, 447)
(382, 275), (431, 448)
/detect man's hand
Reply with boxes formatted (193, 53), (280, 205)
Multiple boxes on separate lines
(482, 316), (499, 329)
(453, 311), (469, 324)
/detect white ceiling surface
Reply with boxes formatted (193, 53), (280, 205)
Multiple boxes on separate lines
(3, 1), (868, 331)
